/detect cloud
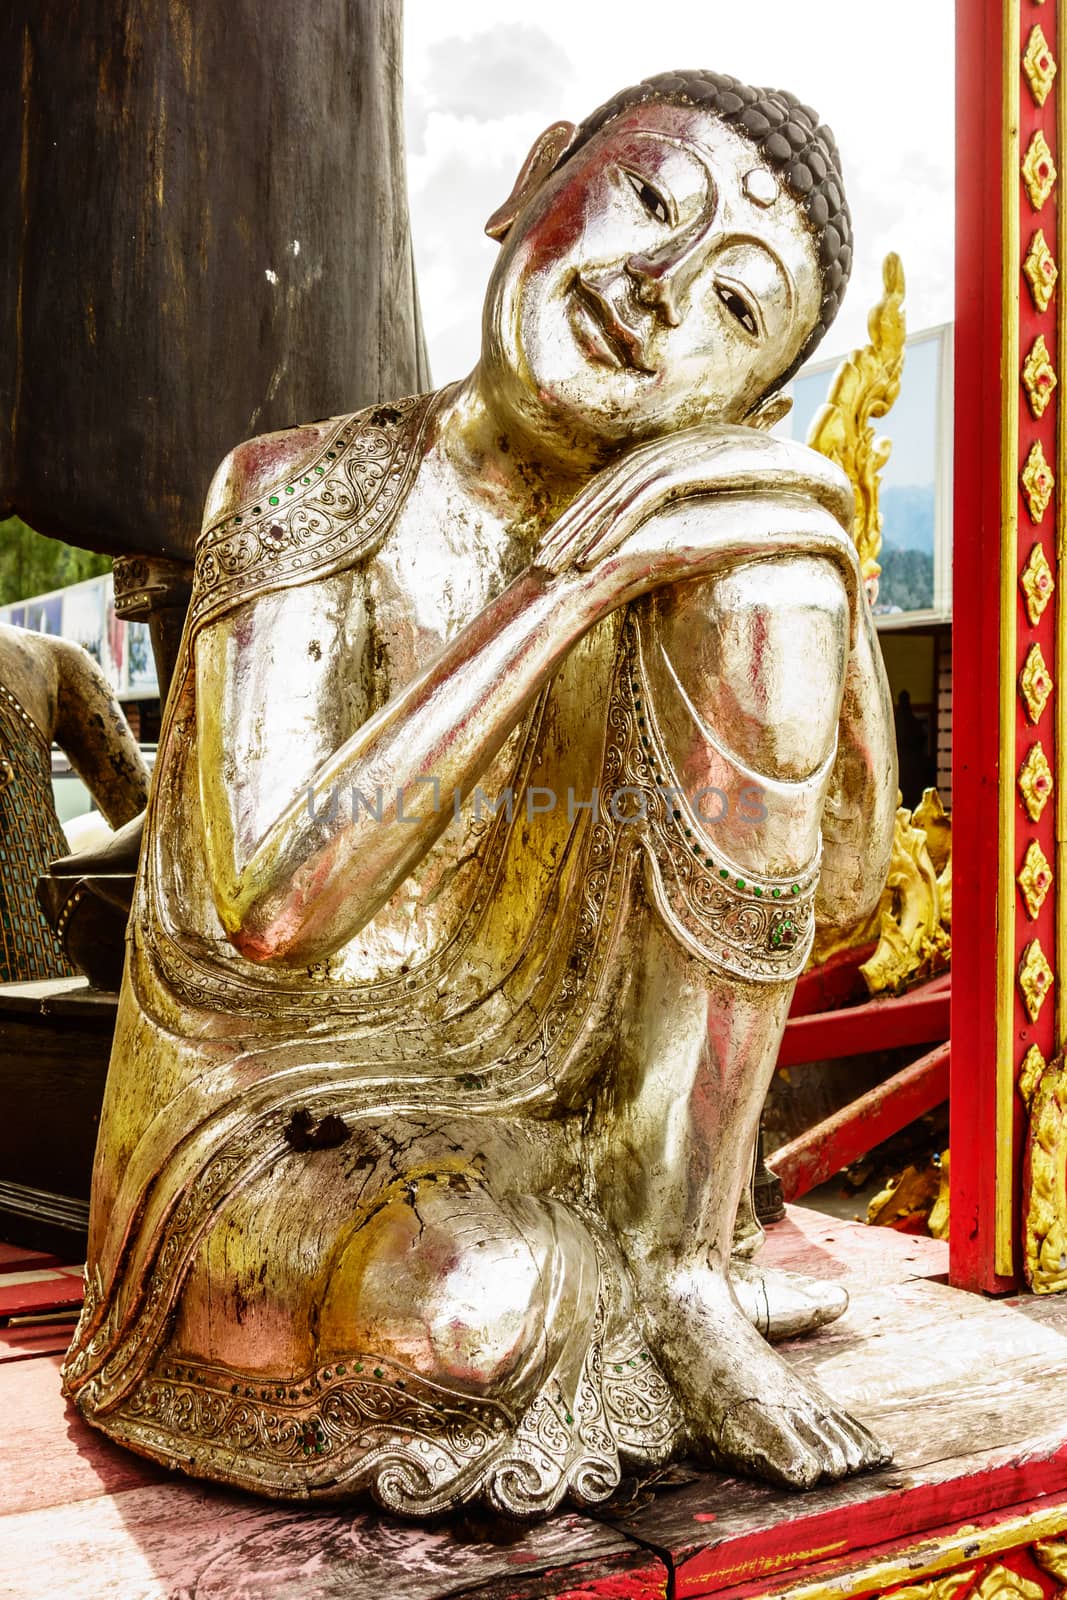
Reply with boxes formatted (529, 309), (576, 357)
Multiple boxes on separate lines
(422, 24), (576, 121)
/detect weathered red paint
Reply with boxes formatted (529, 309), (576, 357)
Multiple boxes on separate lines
(0, 1272), (82, 1320)
(777, 980), (950, 1068)
(547, 1568), (669, 1600)
(675, 1466), (1067, 1598)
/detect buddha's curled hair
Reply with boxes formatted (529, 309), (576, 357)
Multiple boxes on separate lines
(561, 69), (852, 389)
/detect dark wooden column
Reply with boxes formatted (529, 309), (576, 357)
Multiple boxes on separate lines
(0, 0), (430, 564)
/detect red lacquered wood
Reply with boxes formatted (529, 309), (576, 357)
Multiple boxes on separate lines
(0, 1319), (76, 1364)
(0, 1243), (64, 1272)
(677, 1486), (1067, 1600)
(0, 1271), (83, 1321)
(950, 0), (1019, 1293)
(776, 983), (950, 1068)
(769, 1043), (950, 1202)
(788, 943), (879, 1018)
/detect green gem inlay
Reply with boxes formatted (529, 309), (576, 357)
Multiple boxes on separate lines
(736, 879), (745, 889)
(269, 495), (279, 505)
(754, 887), (762, 896)
(719, 869), (729, 879)
(285, 485), (295, 494)
(374, 1367), (384, 1379)
(772, 888), (781, 898)
(792, 884), (800, 894)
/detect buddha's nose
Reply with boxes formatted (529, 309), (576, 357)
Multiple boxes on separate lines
(625, 216), (717, 327)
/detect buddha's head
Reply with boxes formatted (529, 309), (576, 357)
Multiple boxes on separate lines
(479, 69), (851, 462)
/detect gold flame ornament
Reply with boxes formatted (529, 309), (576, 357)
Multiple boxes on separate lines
(1023, 229), (1058, 313)
(1022, 335), (1058, 419)
(806, 252), (905, 593)
(1018, 839), (1053, 919)
(1021, 440), (1055, 523)
(1023, 130), (1058, 211)
(1023, 25), (1058, 107)
(1020, 542), (1055, 624)
(1019, 742), (1054, 821)
(1019, 938), (1054, 1022)
(1020, 642), (1053, 724)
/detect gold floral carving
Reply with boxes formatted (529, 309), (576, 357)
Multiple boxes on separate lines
(1019, 839), (1053, 919)
(856, 788), (952, 996)
(1023, 25), (1058, 107)
(1023, 130), (1058, 210)
(1019, 938), (1054, 1022)
(1019, 742), (1054, 821)
(806, 252), (905, 597)
(972, 1566), (1044, 1600)
(1024, 1054), (1067, 1293)
(1021, 440), (1055, 523)
(1020, 542), (1055, 624)
(1022, 335), (1058, 418)
(1023, 228), (1058, 312)
(1020, 1044), (1049, 1106)
(1020, 643), (1053, 724)
(1033, 1540), (1067, 1583)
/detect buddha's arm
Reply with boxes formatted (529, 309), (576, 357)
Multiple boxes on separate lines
(50, 637), (150, 828)
(815, 591), (897, 932)
(199, 497), (858, 968)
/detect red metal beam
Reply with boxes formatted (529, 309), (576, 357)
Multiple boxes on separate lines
(777, 983), (950, 1069)
(769, 1043), (950, 1204)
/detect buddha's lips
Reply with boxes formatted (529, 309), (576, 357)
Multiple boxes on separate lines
(572, 274), (654, 373)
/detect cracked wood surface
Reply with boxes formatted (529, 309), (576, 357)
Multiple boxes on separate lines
(3, 1210), (1066, 1600)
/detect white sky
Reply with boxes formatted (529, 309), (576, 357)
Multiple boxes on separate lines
(403, 1), (955, 386)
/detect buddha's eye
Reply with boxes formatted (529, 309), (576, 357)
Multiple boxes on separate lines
(716, 283), (759, 336)
(623, 168), (670, 225)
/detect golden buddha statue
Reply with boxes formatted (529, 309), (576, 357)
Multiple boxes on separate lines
(64, 69), (897, 1518)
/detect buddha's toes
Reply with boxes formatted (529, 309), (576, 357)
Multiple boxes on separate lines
(644, 1267), (890, 1487)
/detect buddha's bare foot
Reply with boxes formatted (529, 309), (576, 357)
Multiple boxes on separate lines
(653, 1267), (890, 1489)
(731, 1258), (849, 1343)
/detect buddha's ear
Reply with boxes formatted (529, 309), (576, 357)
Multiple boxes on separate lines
(746, 392), (793, 432)
(484, 121), (578, 242)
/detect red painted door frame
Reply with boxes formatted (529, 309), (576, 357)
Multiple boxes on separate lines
(951, 0), (1061, 1291)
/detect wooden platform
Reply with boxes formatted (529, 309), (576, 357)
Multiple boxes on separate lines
(3, 1209), (1067, 1600)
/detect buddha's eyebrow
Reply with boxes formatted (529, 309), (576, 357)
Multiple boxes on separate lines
(719, 236), (797, 316)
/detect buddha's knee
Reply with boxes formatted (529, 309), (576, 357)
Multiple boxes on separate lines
(318, 1172), (554, 1397)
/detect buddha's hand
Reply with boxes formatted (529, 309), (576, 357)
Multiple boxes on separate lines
(535, 422), (856, 587)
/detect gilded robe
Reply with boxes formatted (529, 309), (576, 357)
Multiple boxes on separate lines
(63, 392), (850, 1517)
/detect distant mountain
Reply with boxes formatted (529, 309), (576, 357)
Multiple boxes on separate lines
(880, 485), (935, 555)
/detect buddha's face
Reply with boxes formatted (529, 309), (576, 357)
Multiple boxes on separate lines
(480, 101), (824, 458)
